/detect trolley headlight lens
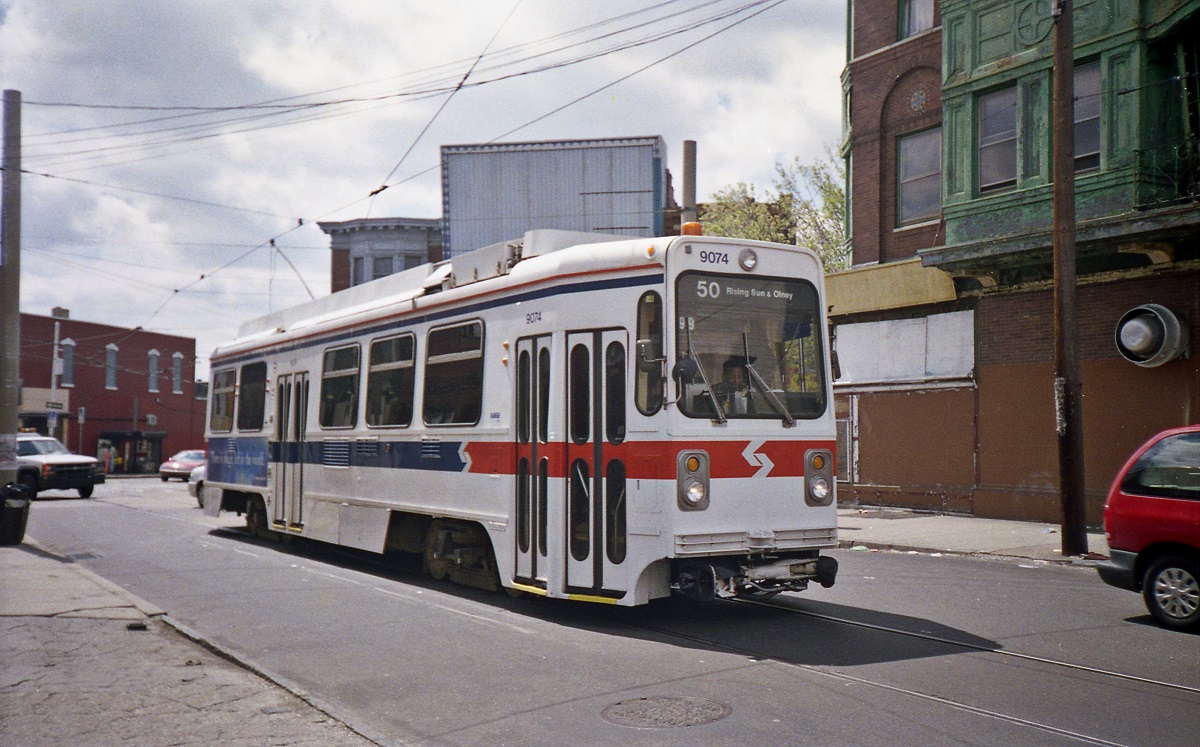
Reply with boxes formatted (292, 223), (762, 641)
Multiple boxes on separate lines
(739, 248), (758, 271)
(683, 478), (706, 506)
(810, 477), (830, 501)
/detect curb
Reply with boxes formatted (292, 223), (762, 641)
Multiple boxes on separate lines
(836, 538), (1106, 567)
(24, 537), (167, 617)
(22, 536), (390, 745)
(160, 615), (398, 747)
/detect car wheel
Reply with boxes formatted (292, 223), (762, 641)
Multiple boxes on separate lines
(78, 485), (94, 499)
(18, 473), (38, 499)
(1142, 554), (1200, 630)
(161, 475), (168, 482)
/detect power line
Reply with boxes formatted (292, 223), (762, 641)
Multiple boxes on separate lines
(1, 165), (302, 220)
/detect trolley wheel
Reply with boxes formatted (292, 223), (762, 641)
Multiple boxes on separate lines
(425, 520), (451, 581)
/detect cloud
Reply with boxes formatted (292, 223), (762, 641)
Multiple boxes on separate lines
(3, 0), (846, 371)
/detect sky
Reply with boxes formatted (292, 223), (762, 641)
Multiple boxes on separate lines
(0, 0), (847, 378)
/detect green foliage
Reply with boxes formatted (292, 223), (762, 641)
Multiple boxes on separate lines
(701, 149), (849, 272)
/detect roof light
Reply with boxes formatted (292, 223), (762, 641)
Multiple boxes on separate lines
(681, 222), (703, 236)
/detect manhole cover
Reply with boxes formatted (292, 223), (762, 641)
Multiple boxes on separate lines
(602, 696), (731, 729)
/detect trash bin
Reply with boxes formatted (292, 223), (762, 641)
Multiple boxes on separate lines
(0, 482), (32, 546)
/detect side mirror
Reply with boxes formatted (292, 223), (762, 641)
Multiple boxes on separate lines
(672, 357), (699, 383)
(636, 338), (664, 373)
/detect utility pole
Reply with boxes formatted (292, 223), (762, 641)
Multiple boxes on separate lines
(1051, 2), (1088, 556)
(1, 90), (21, 486)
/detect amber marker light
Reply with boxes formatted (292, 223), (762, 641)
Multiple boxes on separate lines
(686, 455), (701, 472)
(811, 454), (825, 471)
(681, 221), (703, 236)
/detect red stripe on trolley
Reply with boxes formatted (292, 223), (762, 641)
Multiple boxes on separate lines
(464, 440), (835, 479)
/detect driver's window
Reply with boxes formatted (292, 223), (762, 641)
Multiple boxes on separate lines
(635, 291), (663, 415)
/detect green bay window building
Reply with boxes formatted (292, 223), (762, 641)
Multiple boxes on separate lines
(836, 0), (1198, 523)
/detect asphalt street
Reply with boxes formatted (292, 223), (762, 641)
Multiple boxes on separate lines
(7, 479), (1197, 747)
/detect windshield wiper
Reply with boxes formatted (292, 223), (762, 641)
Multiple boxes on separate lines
(688, 328), (726, 424)
(742, 333), (795, 428)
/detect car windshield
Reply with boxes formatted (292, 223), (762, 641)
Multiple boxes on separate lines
(1121, 432), (1200, 500)
(172, 450), (205, 461)
(17, 438), (71, 456)
(674, 271), (826, 422)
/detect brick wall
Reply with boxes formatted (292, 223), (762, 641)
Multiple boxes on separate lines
(19, 314), (207, 464)
(847, 2), (944, 266)
(977, 273), (1200, 365)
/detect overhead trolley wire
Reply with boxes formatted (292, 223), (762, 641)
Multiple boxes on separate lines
(22, 1), (776, 173)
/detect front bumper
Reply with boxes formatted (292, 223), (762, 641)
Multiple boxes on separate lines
(42, 471), (104, 490)
(1096, 549), (1138, 591)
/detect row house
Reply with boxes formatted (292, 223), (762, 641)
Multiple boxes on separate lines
(835, 0), (1198, 524)
(19, 309), (207, 473)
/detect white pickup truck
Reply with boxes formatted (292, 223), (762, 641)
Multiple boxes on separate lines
(16, 434), (105, 498)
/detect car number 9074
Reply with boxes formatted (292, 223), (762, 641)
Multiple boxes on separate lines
(699, 250), (729, 265)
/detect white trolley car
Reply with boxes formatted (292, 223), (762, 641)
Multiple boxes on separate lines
(204, 228), (839, 605)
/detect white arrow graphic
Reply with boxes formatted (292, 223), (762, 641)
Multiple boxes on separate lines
(741, 440), (774, 478)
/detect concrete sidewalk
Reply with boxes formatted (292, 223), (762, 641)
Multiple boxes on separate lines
(0, 539), (377, 747)
(1, 511), (1108, 746)
(837, 506), (1109, 562)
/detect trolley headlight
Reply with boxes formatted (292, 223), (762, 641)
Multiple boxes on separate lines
(739, 248), (758, 271)
(804, 448), (835, 507)
(677, 451), (710, 511)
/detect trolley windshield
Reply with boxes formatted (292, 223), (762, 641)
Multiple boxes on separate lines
(674, 271), (826, 422)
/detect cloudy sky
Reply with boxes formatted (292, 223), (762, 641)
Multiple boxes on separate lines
(1, 0), (846, 377)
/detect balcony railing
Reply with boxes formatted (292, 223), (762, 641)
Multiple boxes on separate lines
(1135, 138), (1200, 209)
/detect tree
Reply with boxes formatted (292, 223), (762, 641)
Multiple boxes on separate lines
(701, 149), (849, 272)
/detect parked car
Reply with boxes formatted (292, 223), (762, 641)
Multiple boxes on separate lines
(187, 464), (206, 508)
(1096, 425), (1200, 630)
(159, 450), (206, 482)
(15, 433), (105, 499)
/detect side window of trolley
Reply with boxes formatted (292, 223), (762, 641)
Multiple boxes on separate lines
(236, 362), (267, 431)
(424, 320), (484, 426)
(366, 334), (416, 428)
(635, 291), (664, 415)
(320, 345), (360, 429)
(210, 369), (236, 433)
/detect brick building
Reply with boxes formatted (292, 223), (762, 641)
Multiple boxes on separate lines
(18, 310), (207, 473)
(834, 0), (1199, 524)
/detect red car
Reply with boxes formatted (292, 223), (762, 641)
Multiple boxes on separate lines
(159, 450), (207, 482)
(1096, 425), (1200, 630)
